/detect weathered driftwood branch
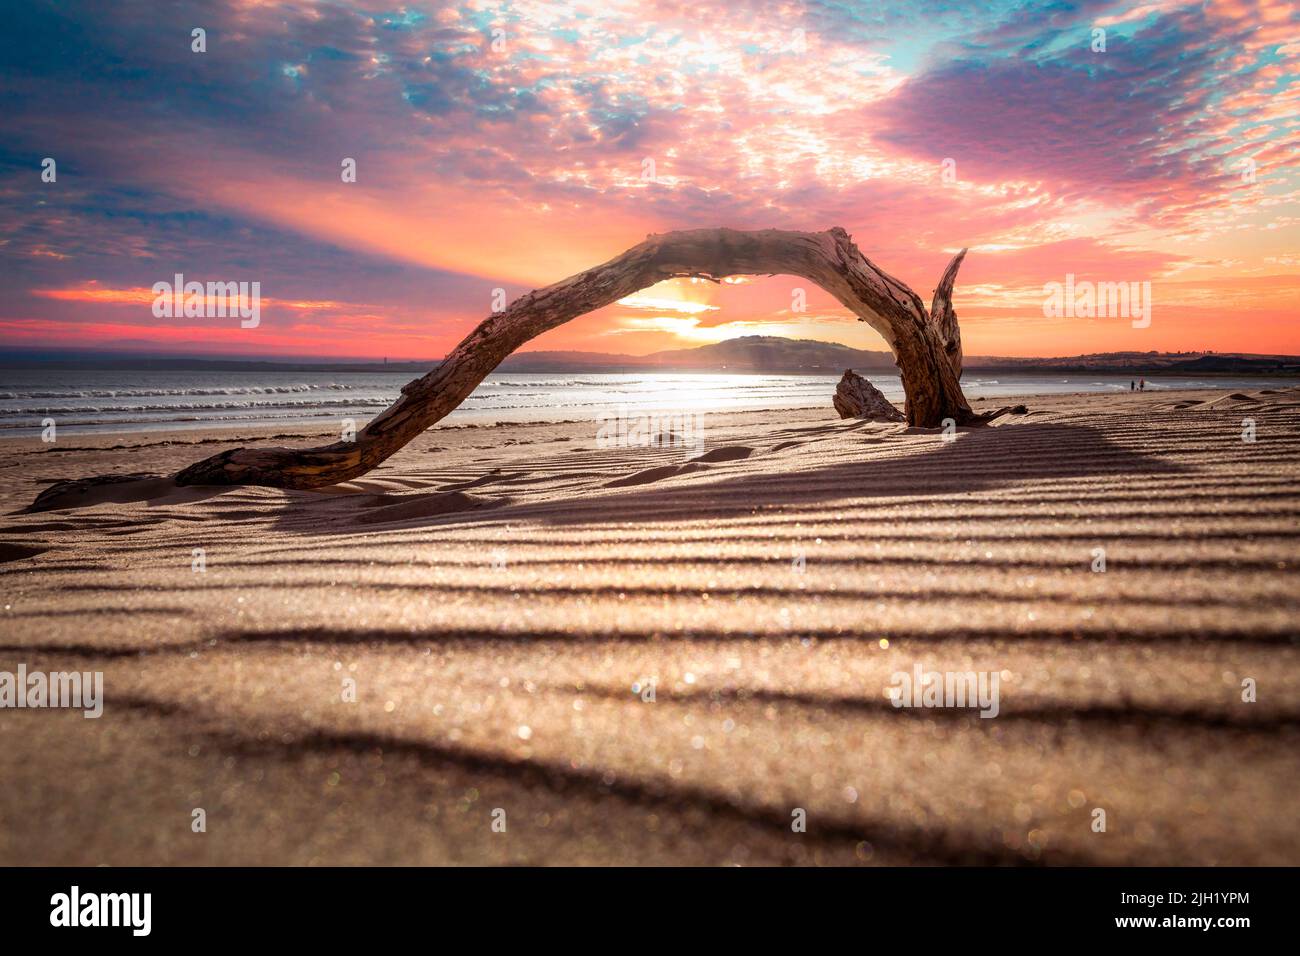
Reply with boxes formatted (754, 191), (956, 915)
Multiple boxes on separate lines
(930, 248), (966, 379)
(132, 228), (987, 491)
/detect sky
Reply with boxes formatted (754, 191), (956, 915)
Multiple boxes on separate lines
(1, 0), (1297, 361)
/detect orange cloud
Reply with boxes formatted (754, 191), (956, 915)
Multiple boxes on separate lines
(32, 284), (359, 312)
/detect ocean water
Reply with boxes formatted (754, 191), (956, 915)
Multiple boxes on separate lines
(0, 369), (1295, 437)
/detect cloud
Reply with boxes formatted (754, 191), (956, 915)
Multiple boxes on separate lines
(0, 0), (1296, 357)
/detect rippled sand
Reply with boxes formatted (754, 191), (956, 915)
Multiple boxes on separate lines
(1, 387), (1298, 865)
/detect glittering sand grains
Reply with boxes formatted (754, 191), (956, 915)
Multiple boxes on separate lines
(1, 387), (1298, 865)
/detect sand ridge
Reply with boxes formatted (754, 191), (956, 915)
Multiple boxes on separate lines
(0, 387), (1298, 865)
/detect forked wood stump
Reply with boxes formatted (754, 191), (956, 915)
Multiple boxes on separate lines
(832, 369), (906, 422)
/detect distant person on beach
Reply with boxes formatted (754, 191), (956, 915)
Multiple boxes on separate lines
(1139, 378), (1146, 391)
(1130, 380), (1135, 391)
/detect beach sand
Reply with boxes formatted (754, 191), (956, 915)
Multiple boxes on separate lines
(1, 386), (1297, 865)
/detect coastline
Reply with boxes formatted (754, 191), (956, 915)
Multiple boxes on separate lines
(3, 372), (1300, 440)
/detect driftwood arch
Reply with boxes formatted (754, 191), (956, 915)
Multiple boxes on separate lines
(152, 227), (987, 490)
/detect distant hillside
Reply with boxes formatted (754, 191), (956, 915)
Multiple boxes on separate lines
(1165, 355), (1300, 374)
(965, 351), (1300, 374)
(501, 336), (895, 372)
(504, 340), (1300, 375)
